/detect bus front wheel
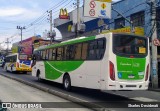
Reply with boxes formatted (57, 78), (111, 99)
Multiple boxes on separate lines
(5, 67), (8, 72)
(63, 75), (71, 91)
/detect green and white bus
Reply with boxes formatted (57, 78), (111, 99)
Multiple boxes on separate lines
(32, 33), (150, 91)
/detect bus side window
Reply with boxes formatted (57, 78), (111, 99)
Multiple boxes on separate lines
(66, 45), (76, 60)
(57, 47), (63, 60)
(49, 49), (53, 60)
(97, 39), (105, 59)
(42, 50), (46, 60)
(74, 43), (82, 60)
(88, 40), (98, 60)
(52, 48), (56, 60)
(81, 42), (88, 60)
(37, 51), (41, 61)
(45, 49), (49, 60)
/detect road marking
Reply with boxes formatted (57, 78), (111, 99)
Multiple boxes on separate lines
(131, 97), (158, 102)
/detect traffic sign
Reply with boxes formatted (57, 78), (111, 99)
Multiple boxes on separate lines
(153, 38), (160, 46)
(101, 3), (106, 9)
(89, 9), (95, 16)
(90, 1), (96, 8)
(84, 0), (111, 18)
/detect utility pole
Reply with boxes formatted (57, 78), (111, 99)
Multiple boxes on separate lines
(49, 10), (53, 34)
(5, 38), (10, 55)
(17, 26), (25, 43)
(76, 0), (80, 37)
(49, 10), (53, 44)
(151, 0), (158, 88)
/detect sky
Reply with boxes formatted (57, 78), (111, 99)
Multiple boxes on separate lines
(0, 0), (120, 49)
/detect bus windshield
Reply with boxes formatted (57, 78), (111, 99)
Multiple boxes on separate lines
(113, 34), (148, 58)
(19, 54), (31, 60)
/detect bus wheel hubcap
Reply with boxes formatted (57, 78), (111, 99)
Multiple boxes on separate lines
(65, 79), (69, 88)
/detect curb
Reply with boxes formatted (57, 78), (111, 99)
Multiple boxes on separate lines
(148, 88), (160, 92)
(0, 73), (112, 111)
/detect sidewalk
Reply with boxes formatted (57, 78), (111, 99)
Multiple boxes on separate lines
(148, 88), (160, 92)
(148, 83), (160, 92)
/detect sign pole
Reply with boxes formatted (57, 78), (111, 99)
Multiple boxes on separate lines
(151, 0), (158, 88)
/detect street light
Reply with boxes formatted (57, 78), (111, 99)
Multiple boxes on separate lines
(17, 26), (26, 43)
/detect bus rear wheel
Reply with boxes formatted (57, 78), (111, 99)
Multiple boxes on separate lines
(63, 75), (71, 91)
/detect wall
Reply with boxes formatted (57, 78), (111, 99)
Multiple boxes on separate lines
(110, 0), (152, 37)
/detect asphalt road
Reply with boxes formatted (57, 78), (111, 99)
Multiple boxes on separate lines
(0, 67), (160, 111)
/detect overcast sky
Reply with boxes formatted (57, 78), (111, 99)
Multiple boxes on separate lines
(0, 0), (120, 49)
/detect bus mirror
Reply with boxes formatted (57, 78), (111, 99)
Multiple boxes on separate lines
(32, 55), (36, 60)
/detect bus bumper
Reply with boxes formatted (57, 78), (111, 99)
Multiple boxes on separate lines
(107, 81), (149, 90)
(16, 68), (32, 72)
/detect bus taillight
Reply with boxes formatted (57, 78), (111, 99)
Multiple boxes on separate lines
(145, 64), (149, 81)
(110, 61), (115, 81)
(16, 62), (19, 68)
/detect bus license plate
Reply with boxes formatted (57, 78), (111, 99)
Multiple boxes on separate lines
(128, 74), (135, 79)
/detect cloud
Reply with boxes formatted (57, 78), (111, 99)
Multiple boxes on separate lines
(0, 7), (43, 22)
(0, 7), (25, 17)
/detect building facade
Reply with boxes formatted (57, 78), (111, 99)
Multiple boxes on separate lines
(110, 0), (160, 38)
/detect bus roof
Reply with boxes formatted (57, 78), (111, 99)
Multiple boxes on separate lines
(34, 33), (147, 51)
(6, 53), (19, 57)
(35, 35), (96, 51)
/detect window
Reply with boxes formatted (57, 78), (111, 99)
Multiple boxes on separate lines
(96, 39), (105, 59)
(52, 48), (56, 60)
(66, 45), (76, 60)
(6, 55), (17, 62)
(74, 43), (82, 60)
(42, 50), (46, 60)
(37, 51), (41, 60)
(63, 46), (68, 60)
(115, 17), (125, 29)
(87, 39), (106, 60)
(45, 49), (49, 60)
(56, 47), (63, 60)
(34, 38), (106, 61)
(49, 49), (53, 60)
(81, 43), (88, 60)
(113, 34), (148, 58)
(130, 11), (145, 27)
(88, 41), (98, 59)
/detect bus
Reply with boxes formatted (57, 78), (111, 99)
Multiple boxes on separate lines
(4, 53), (32, 73)
(32, 33), (150, 91)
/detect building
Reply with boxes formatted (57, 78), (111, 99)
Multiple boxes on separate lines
(110, 0), (160, 38)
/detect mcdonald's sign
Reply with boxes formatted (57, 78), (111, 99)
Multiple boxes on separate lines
(59, 8), (69, 19)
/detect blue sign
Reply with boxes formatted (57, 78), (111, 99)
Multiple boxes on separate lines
(118, 72), (122, 78)
(20, 60), (31, 65)
(100, 10), (106, 16)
